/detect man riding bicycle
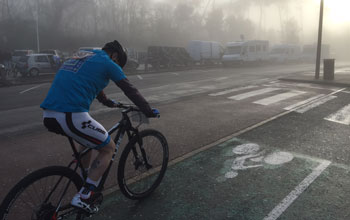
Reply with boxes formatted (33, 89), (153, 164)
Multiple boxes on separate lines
(40, 40), (158, 213)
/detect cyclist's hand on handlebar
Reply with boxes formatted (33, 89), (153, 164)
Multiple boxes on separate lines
(103, 99), (120, 108)
(149, 108), (160, 118)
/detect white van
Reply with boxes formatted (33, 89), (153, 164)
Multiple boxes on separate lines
(269, 44), (302, 63)
(187, 40), (223, 64)
(222, 40), (269, 65)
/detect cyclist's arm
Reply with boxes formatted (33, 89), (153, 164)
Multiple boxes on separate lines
(96, 90), (115, 107)
(114, 78), (153, 116)
(106, 60), (154, 117)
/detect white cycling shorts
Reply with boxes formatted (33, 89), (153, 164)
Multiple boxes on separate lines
(43, 110), (110, 149)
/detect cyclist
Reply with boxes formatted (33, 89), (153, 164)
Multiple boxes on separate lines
(40, 40), (158, 213)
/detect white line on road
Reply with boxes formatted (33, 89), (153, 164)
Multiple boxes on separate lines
(228, 88), (280, 100)
(324, 104), (350, 125)
(283, 94), (325, 111)
(263, 160), (331, 220)
(295, 95), (337, 113)
(137, 75), (143, 80)
(171, 72), (179, 76)
(209, 85), (258, 96)
(215, 76), (229, 81)
(19, 84), (44, 94)
(253, 90), (305, 106)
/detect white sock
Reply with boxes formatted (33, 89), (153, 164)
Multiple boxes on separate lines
(78, 177), (101, 200)
(86, 177), (101, 187)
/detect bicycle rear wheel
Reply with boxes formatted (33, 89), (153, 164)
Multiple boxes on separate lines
(117, 129), (169, 200)
(0, 166), (84, 220)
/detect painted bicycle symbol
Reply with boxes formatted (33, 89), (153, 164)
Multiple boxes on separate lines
(218, 143), (294, 181)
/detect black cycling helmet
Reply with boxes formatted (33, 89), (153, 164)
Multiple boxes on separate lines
(102, 40), (127, 68)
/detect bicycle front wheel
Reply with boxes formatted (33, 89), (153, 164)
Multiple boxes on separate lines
(0, 166), (84, 220)
(117, 129), (169, 200)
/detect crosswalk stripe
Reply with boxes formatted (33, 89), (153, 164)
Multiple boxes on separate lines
(253, 91), (306, 106)
(228, 88), (280, 100)
(283, 94), (325, 111)
(295, 96), (337, 113)
(209, 85), (258, 96)
(324, 104), (350, 125)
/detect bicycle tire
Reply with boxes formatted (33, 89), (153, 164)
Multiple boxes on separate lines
(117, 129), (169, 200)
(0, 166), (84, 220)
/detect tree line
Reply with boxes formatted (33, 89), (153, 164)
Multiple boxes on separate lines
(0, 0), (301, 52)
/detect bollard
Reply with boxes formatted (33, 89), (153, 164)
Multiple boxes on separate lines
(323, 59), (335, 80)
(0, 64), (6, 81)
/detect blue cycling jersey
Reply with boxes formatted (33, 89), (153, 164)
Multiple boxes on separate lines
(40, 50), (126, 112)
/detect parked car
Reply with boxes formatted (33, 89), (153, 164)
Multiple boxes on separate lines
(12, 50), (34, 63)
(18, 54), (57, 76)
(40, 49), (64, 66)
(78, 47), (102, 52)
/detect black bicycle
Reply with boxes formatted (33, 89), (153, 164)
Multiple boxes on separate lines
(0, 103), (169, 220)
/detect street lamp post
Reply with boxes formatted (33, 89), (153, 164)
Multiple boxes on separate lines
(315, 0), (324, 79)
(36, 0), (40, 52)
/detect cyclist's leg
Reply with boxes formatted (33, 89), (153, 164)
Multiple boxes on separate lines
(79, 144), (92, 174)
(87, 139), (115, 182)
(43, 110), (112, 213)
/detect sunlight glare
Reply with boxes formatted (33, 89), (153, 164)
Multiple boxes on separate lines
(324, 0), (350, 24)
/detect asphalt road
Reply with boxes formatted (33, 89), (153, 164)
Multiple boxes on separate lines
(2, 63), (350, 219)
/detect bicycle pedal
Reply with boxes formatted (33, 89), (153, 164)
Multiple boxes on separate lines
(92, 192), (103, 206)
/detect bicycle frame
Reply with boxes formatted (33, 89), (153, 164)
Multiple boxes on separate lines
(67, 108), (140, 191)
(48, 107), (144, 215)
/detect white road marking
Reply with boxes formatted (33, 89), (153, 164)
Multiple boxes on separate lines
(324, 104), (350, 125)
(263, 160), (331, 220)
(284, 94), (325, 111)
(253, 90), (305, 106)
(137, 75), (143, 80)
(215, 76), (229, 81)
(228, 88), (280, 100)
(19, 84), (44, 94)
(171, 72), (179, 76)
(295, 95), (337, 113)
(209, 85), (258, 96)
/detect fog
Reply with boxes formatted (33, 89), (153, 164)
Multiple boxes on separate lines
(0, 0), (349, 60)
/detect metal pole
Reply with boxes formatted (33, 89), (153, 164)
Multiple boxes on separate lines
(315, 0), (324, 79)
(36, 0), (40, 52)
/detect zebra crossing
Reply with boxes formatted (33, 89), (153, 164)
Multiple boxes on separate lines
(209, 84), (350, 125)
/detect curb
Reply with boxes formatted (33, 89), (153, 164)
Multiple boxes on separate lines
(279, 77), (350, 88)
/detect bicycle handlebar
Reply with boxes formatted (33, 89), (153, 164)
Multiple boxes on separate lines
(115, 102), (160, 118)
(115, 102), (139, 111)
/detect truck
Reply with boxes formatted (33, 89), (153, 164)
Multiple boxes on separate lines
(186, 40), (223, 64)
(147, 46), (193, 70)
(269, 44), (302, 63)
(221, 40), (269, 65)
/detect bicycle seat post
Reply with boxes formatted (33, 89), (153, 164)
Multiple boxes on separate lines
(68, 137), (85, 174)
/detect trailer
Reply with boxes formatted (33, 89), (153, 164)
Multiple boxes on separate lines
(186, 40), (223, 64)
(222, 40), (269, 65)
